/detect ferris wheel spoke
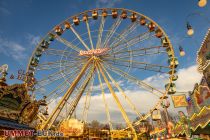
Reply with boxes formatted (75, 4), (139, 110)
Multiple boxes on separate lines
(36, 60), (68, 70)
(96, 61), (137, 135)
(111, 31), (154, 53)
(107, 46), (164, 56)
(102, 18), (122, 48)
(106, 51), (166, 60)
(100, 63), (144, 121)
(70, 26), (90, 50)
(96, 16), (105, 49)
(109, 22), (138, 47)
(82, 73), (95, 122)
(44, 48), (83, 59)
(103, 62), (164, 95)
(54, 35), (82, 52)
(37, 58), (86, 71)
(47, 81), (72, 104)
(96, 68), (113, 130)
(85, 20), (94, 50)
(104, 46), (166, 59)
(46, 70), (83, 102)
(36, 63), (83, 89)
(41, 58), (93, 129)
(66, 65), (96, 119)
(105, 58), (169, 73)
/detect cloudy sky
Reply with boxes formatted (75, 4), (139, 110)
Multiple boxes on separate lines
(0, 0), (209, 125)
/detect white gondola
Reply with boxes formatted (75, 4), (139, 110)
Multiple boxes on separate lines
(152, 108), (161, 121)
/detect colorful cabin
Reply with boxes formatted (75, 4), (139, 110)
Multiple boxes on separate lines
(102, 9), (108, 17)
(73, 17), (80, 25)
(171, 74), (178, 81)
(155, 29), (163, 38)
(130, 13), (137, 22)
(35, 49), (42, 57)
(161, 37), (169, 48)
(166, 47), (173, 57)
(168, 57), (179, 68)
(30, 57), (39, 67)
(148, 22), (155, 32)
(48, 33), (55, 41)
(64, 21), (71, 29)
(40, 40), (49, 49)
(121, 10), (127, 19)
(55, 26), (63, 36)
(92, 10), (98, 19)
(165, 83), (176, 94)
(112, 9), (118, 18)
(152, 108), (161, 121)
(83, 14), (88, 21)
(140, 17), (146, 25)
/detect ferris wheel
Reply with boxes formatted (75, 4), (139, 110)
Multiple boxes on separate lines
(25, 8), (178, 138)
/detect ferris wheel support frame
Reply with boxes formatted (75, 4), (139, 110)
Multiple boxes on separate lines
(40, 58), (93, 129)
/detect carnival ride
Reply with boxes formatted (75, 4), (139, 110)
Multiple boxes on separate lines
(24, 8), (178, 139)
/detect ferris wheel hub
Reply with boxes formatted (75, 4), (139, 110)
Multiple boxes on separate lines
(79, 47), (110, 57)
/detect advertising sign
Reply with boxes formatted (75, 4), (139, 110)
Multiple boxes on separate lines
(59, 118), (84, 137)
(171, 94), (188, 108)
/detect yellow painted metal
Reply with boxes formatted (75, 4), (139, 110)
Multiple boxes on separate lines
(55, 35), (81, 52)
(70, 26), (90, 50)
(103, 62), (164, 95)
(82, 74), (94, 122)
(85, 20), (94, 50)
(96, 69), (113, 131)
(96, 16), (105, 49)
(66, 64), (96, 119)
(100, 63), (143, 120)
(25, 8), (176, 134)
(40, 58), (93, 129)
(96, 61), (137, 140)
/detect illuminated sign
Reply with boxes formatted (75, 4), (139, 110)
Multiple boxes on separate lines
(59, 119), (84, 136)
(79, 47), (110, 56)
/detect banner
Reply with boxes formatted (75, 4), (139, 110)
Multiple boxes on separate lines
(171, 94), (188, 108)
(190, 106), (210, 131)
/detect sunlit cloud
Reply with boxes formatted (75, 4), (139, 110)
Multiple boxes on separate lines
(0, 37), (27, 61)
(47, 64), (202, 124)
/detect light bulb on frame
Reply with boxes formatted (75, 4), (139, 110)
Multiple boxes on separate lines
(187, 22), (194, 36)
(198, 0), (207, 7)
(179, 46), (185, 56)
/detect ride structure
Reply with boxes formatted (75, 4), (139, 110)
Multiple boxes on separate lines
(24, 8), (178, 139)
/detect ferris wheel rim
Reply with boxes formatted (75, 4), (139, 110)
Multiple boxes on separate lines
(25, 8), (177, 132)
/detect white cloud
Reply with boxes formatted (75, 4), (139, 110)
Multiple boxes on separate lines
(26, 34), (41, 46)
(0, 37), (27, 61)
(96, 0), (121, 8)
(175, 65), (202, 91)
(46, 64), (202, 125)
(0, 7), (10, 15)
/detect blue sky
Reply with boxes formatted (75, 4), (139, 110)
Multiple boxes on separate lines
(0, 0), (209, 122)
(0, 0), (209, 80)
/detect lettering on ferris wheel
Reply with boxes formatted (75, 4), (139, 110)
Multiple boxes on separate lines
(79, 47), (111, 56)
